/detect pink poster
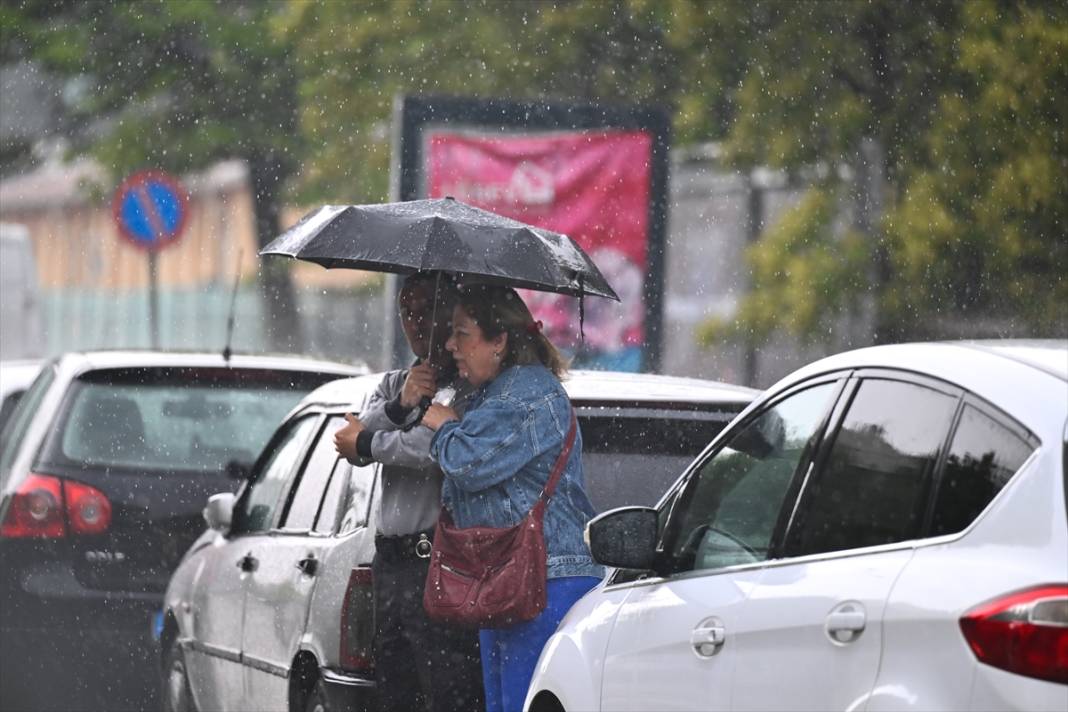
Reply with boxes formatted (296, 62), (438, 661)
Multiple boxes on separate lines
(426, 129), (652, 370)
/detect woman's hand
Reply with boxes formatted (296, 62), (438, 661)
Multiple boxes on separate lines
(400, 362), (437, 409)
(334, 413), (365, 462)
(422, 403), (459, 431)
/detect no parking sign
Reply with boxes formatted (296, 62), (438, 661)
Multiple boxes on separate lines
(111, 170), (189, 252)
(111, 170), (189, 347)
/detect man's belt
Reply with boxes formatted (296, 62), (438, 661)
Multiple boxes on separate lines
(375, 529), (434, 561)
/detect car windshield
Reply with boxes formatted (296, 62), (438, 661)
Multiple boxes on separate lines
(579, 407), (735, 512)
(38, 368), (327, 474)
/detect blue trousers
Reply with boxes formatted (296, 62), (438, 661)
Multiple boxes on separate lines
(479, 576), (601, 712)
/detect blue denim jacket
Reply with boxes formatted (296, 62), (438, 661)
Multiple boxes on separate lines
(429, 364), (604, 580)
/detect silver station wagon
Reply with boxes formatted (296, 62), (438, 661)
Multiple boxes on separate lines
(161, 370), (757, 712)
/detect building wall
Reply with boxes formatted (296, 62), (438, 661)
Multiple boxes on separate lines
(0, 159), (382, 367)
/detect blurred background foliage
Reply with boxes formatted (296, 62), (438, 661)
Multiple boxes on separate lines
(2, 0), (1065, 345)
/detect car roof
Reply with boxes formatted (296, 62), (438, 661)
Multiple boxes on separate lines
(48, 349), (367, 377)
(779, 340), (1067, 385)
(955, 339), (1068, 381)
(765, 339), (1067, 441)
(296, 369), (758, 412)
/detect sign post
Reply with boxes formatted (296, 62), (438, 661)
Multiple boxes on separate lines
(111, 170), (189, 348)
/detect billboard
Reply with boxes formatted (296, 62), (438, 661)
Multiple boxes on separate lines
(393, 96), (670, 371)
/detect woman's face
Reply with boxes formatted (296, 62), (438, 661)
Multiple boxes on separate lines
(446, 305), (506, 387)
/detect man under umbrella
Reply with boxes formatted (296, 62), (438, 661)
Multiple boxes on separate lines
(334, 272), (483, 712)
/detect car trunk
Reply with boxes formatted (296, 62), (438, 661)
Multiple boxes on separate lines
(31, 366), (345, 596)
(41, 465), (240, 593)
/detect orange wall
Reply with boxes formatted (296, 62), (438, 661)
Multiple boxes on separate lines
(0, 164), (375, 292)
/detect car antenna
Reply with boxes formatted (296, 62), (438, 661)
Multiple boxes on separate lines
(222, 249), (243, 365)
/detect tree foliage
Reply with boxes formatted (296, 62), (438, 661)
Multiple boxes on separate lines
(5, 0), (1064, 347)
(711, 0), (1066, 339)
(3, 0), (303, 348)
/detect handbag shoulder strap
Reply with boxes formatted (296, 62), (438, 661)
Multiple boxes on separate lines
(537, 409), (578, 506)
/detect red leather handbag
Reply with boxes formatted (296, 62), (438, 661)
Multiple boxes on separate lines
(423, 412), (577, 628)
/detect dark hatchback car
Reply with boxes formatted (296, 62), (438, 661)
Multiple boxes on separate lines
(0, 351), (364, 712)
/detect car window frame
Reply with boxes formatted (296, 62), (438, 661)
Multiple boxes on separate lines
(229, 411), (323, 538)
(329, 457), (380, 538)
(274, 411), (347, 537)
(781, 368), (966, 558)
(918, 389), (1039, 538)
(644, 372), (851, 581)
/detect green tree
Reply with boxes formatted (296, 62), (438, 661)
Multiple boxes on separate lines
(2, 0), (303, 349)
(280, 0), (758, 201)
(704, 0), (1066, 342)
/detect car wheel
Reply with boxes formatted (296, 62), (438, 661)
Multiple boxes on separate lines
(303, 678), (331, 712)
(162, 644), (195, 712)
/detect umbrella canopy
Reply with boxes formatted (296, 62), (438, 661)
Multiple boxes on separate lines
(260, 197), (619, 301)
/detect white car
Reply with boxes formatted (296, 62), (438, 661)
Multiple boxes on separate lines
(526, 340), (1068, 712)
(161, 370), (757, 712)
(0, 359), (42, 435)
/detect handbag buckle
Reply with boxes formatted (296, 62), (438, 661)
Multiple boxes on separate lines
(415, 533), (432, 559)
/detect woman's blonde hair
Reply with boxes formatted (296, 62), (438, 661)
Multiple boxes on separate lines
(456, 284), (569, 379)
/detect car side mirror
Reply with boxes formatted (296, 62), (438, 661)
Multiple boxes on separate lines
(203, 492), (236, 532)
(586, 506), (658, 571)
(225, 459), (251, 481)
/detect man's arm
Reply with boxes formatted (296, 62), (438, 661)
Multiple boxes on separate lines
(358, 370), (416, 431)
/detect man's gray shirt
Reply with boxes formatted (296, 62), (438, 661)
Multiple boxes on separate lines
(357, 368), (473, 536)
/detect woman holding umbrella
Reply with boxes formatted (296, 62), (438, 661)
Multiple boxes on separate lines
(421, 284), (604, 712)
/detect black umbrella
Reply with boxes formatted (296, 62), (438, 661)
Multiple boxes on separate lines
(259, 197), (619, 301)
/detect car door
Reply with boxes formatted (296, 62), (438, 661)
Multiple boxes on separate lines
(189, 413), (319, 711)
(731, 375), (962, 711)
(599, 381), (841, 712)
(242, 415), (347, 712)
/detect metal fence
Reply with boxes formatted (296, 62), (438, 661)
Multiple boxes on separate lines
(37, 284), (385, 370)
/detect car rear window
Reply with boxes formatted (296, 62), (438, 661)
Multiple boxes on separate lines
(579, 406), (738, 512)
(38, 367), (340, 475)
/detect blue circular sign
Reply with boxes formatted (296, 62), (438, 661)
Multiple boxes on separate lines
(112, 170), (189, 252)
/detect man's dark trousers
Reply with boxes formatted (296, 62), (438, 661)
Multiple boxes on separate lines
(372, 533), (484, 712)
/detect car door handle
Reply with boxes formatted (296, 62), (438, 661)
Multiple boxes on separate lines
(237, 553), (258, 572)
(826, 601), (866, 644)
(296, 556), (318, 576)
(691, 616), (726, 658)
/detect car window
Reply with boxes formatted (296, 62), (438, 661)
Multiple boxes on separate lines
(51, 380), (305, 473)
(314, 458), (349, 534)
(326, 459), (382, 538)
(0, 364), (55, 483)
(281, 417), (347, 532)
(0, 390), (27, 439)
(335, 459), (377, 536)
(233, 416), (318, 535)
(789, 378), (958, 556)
(929, 403), (1035, 536)
(579, 408), (737, 511)
(666, 383), (837, 574)
(35, 367), (339, 476)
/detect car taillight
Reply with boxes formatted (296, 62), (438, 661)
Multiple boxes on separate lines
(64, 479), (112, 535)
(0, 474), (112, 539)
(1, 474), (66, 538)
(960, 584), (1068, 684)
(339, 567), (374, 672)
